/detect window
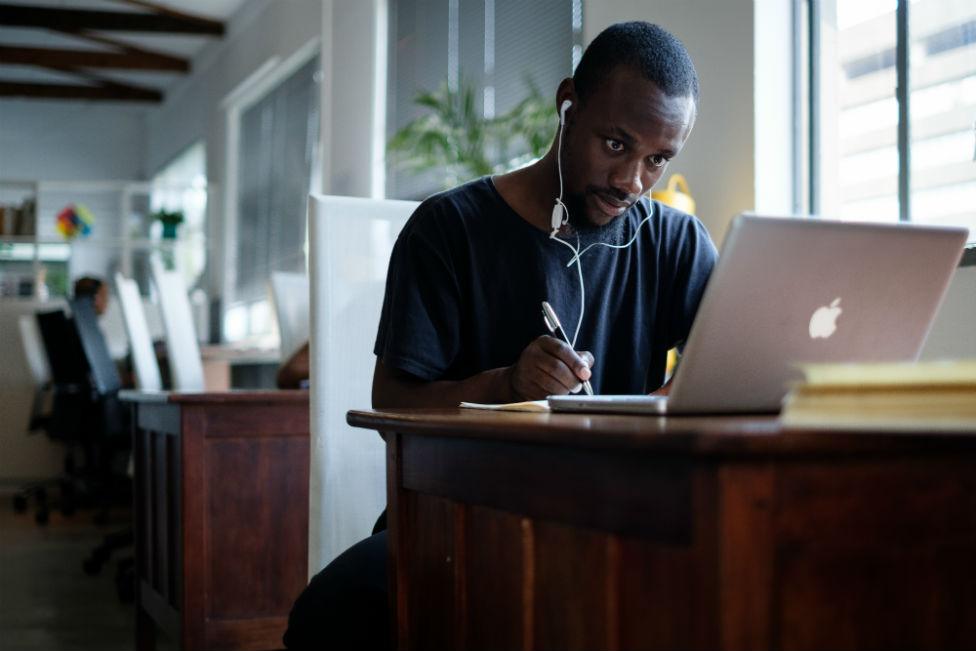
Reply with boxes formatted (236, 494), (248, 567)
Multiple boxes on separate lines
(225, 55), (320, 342)
(800, 0), (975, 244)
(387, 0), (582, 199)
(150, 141), (208, 290)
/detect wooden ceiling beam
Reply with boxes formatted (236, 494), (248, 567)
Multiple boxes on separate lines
(114, 0), (224, 33)
(0, 81), (162, 102)
(0, 45), (189, 72)
(0, 4), (224, 35)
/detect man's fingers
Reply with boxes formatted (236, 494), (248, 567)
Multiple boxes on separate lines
(516, 337), (596, 398)
(536, 358), (579, 393)
(579, 351), (595, 369)
(537, 336), (592, 380)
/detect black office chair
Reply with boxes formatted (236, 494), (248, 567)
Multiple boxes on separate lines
(69, 297), (136, 595)
(13, 308), (96, 524)
(14, 301), (132, 525)
(68, 297), (132, 518)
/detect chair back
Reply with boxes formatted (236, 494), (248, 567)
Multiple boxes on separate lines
(115, 273), (163, 391)
(270, 271), (310, 361)
(69, 297), (122, 396)
(307, 193), (418, 572)
(18, 314), (50, 389)
(150, 258), (204, 391)
(35, 309), (89, 387)
(19, 314), (51, 429)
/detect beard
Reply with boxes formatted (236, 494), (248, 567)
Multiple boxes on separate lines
(561, 189), (632, 249)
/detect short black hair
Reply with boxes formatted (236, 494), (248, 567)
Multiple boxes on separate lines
(73, 276), (103, 297)
(573, 22), (699, 106)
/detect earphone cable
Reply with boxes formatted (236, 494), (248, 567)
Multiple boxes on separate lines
(565, 203), (656, 268)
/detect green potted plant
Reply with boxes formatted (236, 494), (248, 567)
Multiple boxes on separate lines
(388, 77), (556, 190)
(153, 209), (185, 240)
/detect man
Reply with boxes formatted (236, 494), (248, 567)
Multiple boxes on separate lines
(285, 21), (716, 649)
(73, 276), (109, 316)
(277, 341), (309, 389)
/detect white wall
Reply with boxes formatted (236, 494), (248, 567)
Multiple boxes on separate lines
(0, 102), (147, 181)
(144, 0), (324, 299)
(583, 0), (794, 245)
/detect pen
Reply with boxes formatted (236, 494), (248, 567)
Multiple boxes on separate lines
(541, 301), (594, 395)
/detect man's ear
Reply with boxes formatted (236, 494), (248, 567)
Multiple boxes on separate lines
(555, 77), (577, 117)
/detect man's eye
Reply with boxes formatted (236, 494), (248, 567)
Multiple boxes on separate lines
(649, 155), (669, 168)
(605, 138), (624, 152)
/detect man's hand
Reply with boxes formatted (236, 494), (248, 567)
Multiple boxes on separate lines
(649, 378), (673, 397)
(509, 335), (594, 400)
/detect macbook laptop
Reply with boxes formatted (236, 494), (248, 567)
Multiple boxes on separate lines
(548, 214), (969, 415)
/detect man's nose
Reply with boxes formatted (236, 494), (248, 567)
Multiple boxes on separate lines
(610, 160), (643, 198)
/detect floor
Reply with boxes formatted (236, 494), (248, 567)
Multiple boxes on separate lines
(0, 488), (174, 651)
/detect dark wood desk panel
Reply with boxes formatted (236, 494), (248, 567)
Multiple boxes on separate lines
(125, 391), (310, 651)
(348, 408), (976, 651)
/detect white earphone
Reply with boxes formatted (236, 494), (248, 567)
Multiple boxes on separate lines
(546, 96), (656, 350)
(550, 99), (573, 235)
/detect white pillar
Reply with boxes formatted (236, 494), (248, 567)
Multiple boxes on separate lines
(320, 0), (388, 199)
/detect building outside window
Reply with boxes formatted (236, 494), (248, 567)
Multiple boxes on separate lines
(802, 0), (975, 243)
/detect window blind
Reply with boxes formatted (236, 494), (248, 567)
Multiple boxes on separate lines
(235, 56), (319, 304)
(387, 0), (578, 200)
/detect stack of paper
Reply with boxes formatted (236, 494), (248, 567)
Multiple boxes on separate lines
(459, 400), (550, 412)
(781, 360), (976, 431)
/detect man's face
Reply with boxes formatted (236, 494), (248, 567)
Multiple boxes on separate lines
(94, 284), (109, 316)
(561, 66), (696, 229)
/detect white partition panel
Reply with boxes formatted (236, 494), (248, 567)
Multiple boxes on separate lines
(150, 257), (204, 391)
(17, 314), (49, 389)
(270, 271), (310, 361)
(115, 272), (163, 392)
(307, 194), (418, 573)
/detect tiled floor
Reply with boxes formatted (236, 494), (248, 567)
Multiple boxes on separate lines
(0, 490), (144, 651)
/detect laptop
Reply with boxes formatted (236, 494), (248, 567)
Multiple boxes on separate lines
(548, 214), (969, 415)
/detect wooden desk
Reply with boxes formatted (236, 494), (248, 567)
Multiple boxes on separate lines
(124, 391), (310, 651)
(347, 409), (976, 651)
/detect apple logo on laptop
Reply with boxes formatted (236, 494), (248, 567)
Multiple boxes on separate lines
(809, 297), (842, 339)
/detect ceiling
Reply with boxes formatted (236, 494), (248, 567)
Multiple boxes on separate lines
(0, 0), (249, 102)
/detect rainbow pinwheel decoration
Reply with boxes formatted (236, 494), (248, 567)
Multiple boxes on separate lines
(55, 203), (95, 240)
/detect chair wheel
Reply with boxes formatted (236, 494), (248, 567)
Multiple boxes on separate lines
(93, 511), (109, 526)
(60, 503), (76, 517)
(12, 494), (27, 513)
(35, 509), (50, 525)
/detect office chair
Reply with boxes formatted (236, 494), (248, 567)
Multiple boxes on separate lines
(270, 271), (310, 363)
(150, 256), (205, 390)
(13, 308), (95, 524)
(69, 297), (136, 599)
(67, 296), (130, 505)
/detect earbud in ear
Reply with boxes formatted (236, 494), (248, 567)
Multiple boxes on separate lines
(559, 99), (572, 124)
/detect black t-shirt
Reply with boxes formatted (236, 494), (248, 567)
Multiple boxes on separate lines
(374, 177), (717, 394)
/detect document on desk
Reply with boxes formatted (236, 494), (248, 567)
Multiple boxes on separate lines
(460, 400), (551, 412)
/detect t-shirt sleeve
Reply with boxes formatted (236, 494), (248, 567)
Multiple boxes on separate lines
(373, 203), (462, 381)
(665, 215), (718, 350)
